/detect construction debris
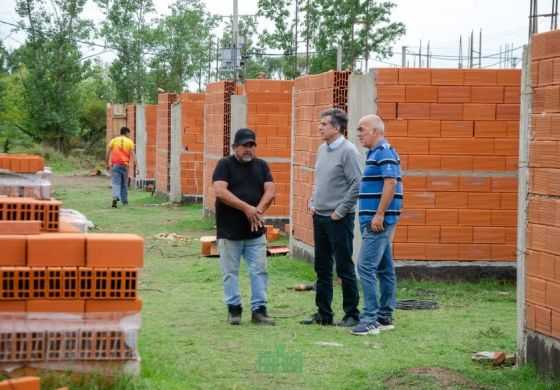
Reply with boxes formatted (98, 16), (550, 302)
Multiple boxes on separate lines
(155, 232), (188, 241)
(200, 235), (219, 257)
(471, 351), (515, 367)
(267, 246), (289, 256)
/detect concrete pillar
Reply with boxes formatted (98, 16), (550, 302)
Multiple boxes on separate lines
(347, 71), (376, 262)
(230, 95), (247, 148)
(517, 45), (531, 365)
(135, 104), (147, 179)
(169, 102), (182, 203)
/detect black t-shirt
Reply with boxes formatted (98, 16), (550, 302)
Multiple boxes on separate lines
(212, 155), (273, 240)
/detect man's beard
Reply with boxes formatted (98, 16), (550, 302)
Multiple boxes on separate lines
(241, 154), (253, 162)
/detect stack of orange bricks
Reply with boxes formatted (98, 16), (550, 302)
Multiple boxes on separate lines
(291, 71), (350, 245)
(180, 93), (205, 197)
(0, 155), (44, 174)
(375, 68), (521, 261)
(0, 199), (144, 370)
(526, 29), (560, 337)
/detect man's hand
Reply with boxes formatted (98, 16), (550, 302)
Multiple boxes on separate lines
(330, 211), (342, 221)
(371, 214), (385, 232)
(244, 205), (264, 232)
(106, 162), (112, 170)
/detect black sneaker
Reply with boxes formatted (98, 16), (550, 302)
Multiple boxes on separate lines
(227, 304), (242, 325)
(112, 198), (118, 208)
(251, 306), (275, 326)
(300, 313), (333, 326)
(377, 317), (395, 331)
(336, 316), (360, 327)
(122, 201), (129, 206)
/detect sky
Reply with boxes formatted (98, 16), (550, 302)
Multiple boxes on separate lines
(0, 0), (544, 69)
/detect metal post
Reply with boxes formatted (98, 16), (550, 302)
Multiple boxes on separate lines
(419, 40), (422, 67)
(459, 35), (463, 69)
(233, 0), (239, 82)
(479, 29), (482, 68)
(401, 46), (407, 67)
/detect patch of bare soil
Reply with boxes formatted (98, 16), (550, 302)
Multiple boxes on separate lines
(52, 174), (110, 189)
(385, 367), (485, 390)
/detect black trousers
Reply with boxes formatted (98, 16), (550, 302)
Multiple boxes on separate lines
(313, 213), (360, 320)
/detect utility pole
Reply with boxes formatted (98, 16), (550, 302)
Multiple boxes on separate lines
(233, 0), (239, 82)
(294, 0), (299, 78)
(305, 0), (310, 74)
(364, 0), (370, 72)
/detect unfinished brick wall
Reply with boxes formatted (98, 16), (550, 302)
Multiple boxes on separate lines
(244, 79), (293, 219)
(145, 104), (157, 179)
(203, 81), (234, 214)
(525, 30), (560, 356)
(105, 104), (126, 145)
(179, 93), (205, 198)
(291, 71), (350, 246)
(374, 68), (521, 261)
(156, 93), (177, 194)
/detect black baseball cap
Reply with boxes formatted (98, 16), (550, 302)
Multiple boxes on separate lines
(233, 128), (257, 146)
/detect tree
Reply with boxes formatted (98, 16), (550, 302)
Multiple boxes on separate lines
(148, 0), (217, 95)
(95, 0), (155, 103)
(256, 0), (405, 76)
(15, 0), (93, 152)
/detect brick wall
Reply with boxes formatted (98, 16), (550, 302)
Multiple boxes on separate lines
(525, 30), (560, 342)
(244, 79), (293, 218)
(291, 71), (350, 246)
(203, 82), (234, 213)
(145, 104), (157, 179)
(375, 68), (521, 261)
(179, 93), (205, 197)
(156, 93), (177, 194)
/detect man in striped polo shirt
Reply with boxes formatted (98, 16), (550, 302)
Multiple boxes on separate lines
(351, 114), (403, 336)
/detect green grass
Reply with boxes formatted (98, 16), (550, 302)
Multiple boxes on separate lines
(31, 176), (560, 389)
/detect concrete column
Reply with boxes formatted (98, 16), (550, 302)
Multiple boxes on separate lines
(347, 71), (376, 263)
(135, 104), (147, 179)
(169, 102), (182, 203)
(517, 45), (531, 365)
(230, 95), (247, 149)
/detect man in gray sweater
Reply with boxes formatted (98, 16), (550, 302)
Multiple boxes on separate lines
(301, 108), (362, 326)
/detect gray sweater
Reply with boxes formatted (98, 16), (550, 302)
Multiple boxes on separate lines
(311, 138), (362, 217)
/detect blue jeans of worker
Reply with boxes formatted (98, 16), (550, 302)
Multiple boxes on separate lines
(357, 222), (397, 324)
(111, 164), (128, 204)
(218, 235), (268, 312)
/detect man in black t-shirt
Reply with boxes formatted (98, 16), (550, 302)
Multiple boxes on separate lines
(212, 128), (276, 326)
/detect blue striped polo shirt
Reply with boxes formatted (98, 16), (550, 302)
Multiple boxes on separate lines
(358, 139), (403, 226)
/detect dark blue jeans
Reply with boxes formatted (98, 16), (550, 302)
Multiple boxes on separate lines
(313, 213), (360, 321)
(111, 164), (129, 203)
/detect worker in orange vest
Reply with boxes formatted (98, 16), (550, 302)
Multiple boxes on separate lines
(106, 126), (135, 208)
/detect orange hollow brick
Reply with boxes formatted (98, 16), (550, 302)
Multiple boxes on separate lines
(0, 377), (40, 390)
(86, 234), (144, 268)
(27, 233), (86, 267)
(0, 235), (26, 266)
(27, 299), (85, 313)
